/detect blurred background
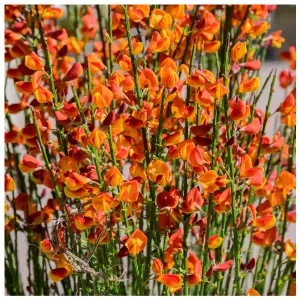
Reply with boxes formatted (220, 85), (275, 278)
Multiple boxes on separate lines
(267, 5), (296, 60)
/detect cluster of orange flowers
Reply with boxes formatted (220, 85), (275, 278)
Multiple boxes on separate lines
(5, 4), (296, 296)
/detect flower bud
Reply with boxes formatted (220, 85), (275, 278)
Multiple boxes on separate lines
(206, 265), (213, 278)
(246, 258), (256, 270)
(209, 250), (215, 261)
(102, 110), (116, 127)
(214, 260), (233, 272)
(62, 62), (83, 82)
(152, 258), (163, 275)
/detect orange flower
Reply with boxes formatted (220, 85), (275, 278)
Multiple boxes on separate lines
(147, 160), (172, 187)
(88, 128), (106, 148)
(164, 247), (180, 269)
(270, 30), (286, 48)
(275, 170), (295, 198)
(138, 68), (158, 91)
(159, 57), (177, 74)
(249, 21), (269, 38)
(213, 188), (232, 214)
(280, 93), (296, 114)
(40, 239), (53, 254)
(156, 274), (182, 293)
(165, 5), (185, 20)
(239, 77), (260, 93)
(240, 155), (259, 176)
(252, 227), (277, 247)
(118, 180), (140, 202)
(195, 89), (214, 106)
(19, 155), (41, 173)
(231, 42), (247, 61)
(171, 97), (185, 118)
(240, 119), (261, 135)
(156, 190), (179, 209)
(25, 52), (43, 70)
(246, 288), (260, 296)
(75, 208), (96, 231)
(92, 84), (113, 109)
(148, 31), (170, 53)
(48, 268), (70, 283)
(128, 5), (150, 22)
(181, 187), (203, 213)
(177, 140), (195, 160)
(87, 52), (106, 73)
(5, 175), (15, 192)
(125, 229), (147, 256)
(206, 80), (229, 99)
(149, 9), (172, 30)
(15, 81), (34, 94)
(92, 192), (119, 212)
(189, 147), (209, 172)
(118, 54), (132, 71)
(195, 10), (220, 36)
(199, 170), (229, 193)
(129, 162), (147, 181)
(187, 69), (215, 89)
(229, 97), (250, 121)
(187, 251), (202, 286)
(58, 156), (79, 173)
(208, 234), (223, 249)
(285, 239), (296, 261)
(163, 131), (183, 146)
(241, 60), (262, 71)
(282, 113), (296, 127)
(42, 7), (64, 19)
(31, 70), (43, 90)
(161, 66), (179, 88)
(64, 172), (89, 192)
(104, 166), (124, 186)
(34, 85), (54, 103)
(152, 258), (163, 275)
(279, 93), (296, 127)
(203, 40), (221, 54)
(253, 215), (276, 230)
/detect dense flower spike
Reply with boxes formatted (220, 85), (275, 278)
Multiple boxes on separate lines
(4, 4), (296, 297)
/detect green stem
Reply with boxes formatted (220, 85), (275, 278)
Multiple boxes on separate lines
(155, 88), (167, 156)
(108, 5), (114, 74)
(221, 7), (241, 294)
(123, 5), (142, 106)
(31, 108), (65, 213)
(199, 99), (219, 296)
(256, 70), (277, 161)
(35, 5), (58, 108)
(275, 126), (296, 295)
(72, 85), (104, 186)
(95, 5), (108, 71)
(179, 5), (199, 72)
